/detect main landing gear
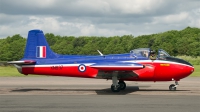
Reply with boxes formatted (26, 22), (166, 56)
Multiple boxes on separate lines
(118, 81), (126, 90)
(169, 81), (179, 91)
(110, 74), (126, 92)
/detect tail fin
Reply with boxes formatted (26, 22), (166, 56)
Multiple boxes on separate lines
(23, 30), (58, 59)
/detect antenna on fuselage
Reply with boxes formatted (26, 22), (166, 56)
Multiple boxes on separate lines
(97, 50), (104, 56)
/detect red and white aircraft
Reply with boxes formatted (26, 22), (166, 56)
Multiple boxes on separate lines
(8, 30), (194, 92)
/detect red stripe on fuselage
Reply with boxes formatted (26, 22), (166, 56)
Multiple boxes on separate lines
(22, 66), (98, 78)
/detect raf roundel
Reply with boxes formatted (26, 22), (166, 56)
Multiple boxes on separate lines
(78, 64), (86, 72)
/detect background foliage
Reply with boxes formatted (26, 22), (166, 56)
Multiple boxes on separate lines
(1, 27), (200, 65)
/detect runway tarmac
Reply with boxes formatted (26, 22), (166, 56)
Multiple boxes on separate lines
(0, 77), (200, 112)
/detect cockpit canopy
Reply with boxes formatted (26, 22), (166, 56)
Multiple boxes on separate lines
(130, 48), (170, 60)
(130, 48), (150, 59)
(157, 49), (170, 59)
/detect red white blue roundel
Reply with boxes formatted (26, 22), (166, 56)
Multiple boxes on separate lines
(78, 64), (86, 72)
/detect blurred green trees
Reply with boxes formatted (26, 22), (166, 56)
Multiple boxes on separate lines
(1, 27), (200, 61)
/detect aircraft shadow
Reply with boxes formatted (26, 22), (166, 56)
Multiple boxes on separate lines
(11, 86), (190, 95)
(95, 86), (140, 95)
(95, 86), (190, 95)
(11, 87), (139, 95)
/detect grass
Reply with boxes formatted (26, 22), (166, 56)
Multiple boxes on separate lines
(0, 66), (41, 77)
(176, 56), (200, 65)
(0, 66), (23, 77)
(191, 65), (200, 77)
(0, 65), (200, 77)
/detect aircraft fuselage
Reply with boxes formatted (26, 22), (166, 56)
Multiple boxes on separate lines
(20, 58), (194, 82)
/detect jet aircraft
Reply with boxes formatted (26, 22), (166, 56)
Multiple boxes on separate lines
(8, 30), (194, 92)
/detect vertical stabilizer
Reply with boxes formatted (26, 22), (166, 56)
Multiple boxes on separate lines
(23, 30), (57, 59)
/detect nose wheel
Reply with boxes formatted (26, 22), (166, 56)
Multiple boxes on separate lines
(169, 81), (179, 91)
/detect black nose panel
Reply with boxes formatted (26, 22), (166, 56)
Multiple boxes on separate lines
(165, 57), (193, 66)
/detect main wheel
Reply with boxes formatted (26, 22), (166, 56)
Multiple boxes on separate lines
(169, 84), (176, 91)
(111, 85), (121, 92)
(118, 81), (126, 90)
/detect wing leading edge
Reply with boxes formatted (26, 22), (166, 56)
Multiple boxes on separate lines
(90, 63), (144, 71)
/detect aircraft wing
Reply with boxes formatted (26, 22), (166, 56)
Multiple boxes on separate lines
(90, 63), (144, 71)
(91, 62), (144, 79)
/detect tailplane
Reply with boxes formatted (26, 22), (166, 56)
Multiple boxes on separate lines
(23, 30), (58, 59)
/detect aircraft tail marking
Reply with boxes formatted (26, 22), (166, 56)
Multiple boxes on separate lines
(36, 46), (46, 58)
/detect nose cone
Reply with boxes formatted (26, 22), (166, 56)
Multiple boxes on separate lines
(178, 58), (194, 76)
(165, 57), (194, 79)
(173, 64), (194, 80)
(178, 59), (194, 78)
(182, 65), (194, 78)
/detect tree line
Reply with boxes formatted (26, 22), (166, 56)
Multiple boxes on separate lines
(0, 27), (200, 61)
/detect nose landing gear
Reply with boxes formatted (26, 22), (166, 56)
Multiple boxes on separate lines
(169, 81), (179, 91)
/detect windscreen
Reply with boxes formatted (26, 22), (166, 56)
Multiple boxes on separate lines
(158, 49), (170, 60)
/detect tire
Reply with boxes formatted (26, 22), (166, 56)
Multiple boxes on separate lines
(118, 81), (126, 90)
(169, 84), (176, 91)
(111, 85), (121, 92)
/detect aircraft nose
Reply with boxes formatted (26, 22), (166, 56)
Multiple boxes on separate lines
(187, 65), (194, 73)
(175, 59), (194, 79)
(173, 57), (194, 76)
(182, 64), (194, 78)
(181, 59), (194, 76)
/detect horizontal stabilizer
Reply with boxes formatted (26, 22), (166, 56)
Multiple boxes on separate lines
(8, 60), (36, 65)
(90, 63), (144, 71)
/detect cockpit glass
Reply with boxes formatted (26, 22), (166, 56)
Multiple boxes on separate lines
(130, 48), (150, 58)
(158, 49), (170, 60)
